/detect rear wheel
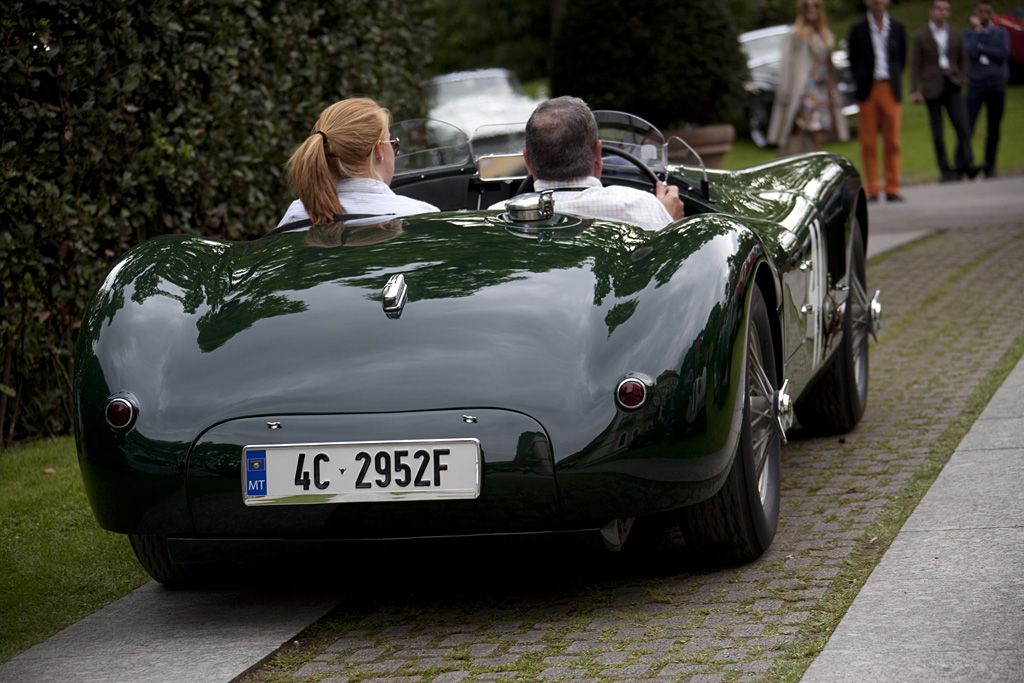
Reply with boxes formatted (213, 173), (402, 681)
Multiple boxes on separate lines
(679, 286), (781, 563)
(129, 534), (211, 586)
(795, 221), (869, 433)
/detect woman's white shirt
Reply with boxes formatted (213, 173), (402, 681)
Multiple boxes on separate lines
(277, 177), (438, 226)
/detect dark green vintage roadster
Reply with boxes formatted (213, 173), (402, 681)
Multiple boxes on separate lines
(75, 112), (880, 584)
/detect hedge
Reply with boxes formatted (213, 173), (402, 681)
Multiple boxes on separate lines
(0, 0), (434, 444)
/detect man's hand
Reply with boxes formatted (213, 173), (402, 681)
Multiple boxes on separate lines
(656, 181), (685, 221)
(910, 91), (924, 104)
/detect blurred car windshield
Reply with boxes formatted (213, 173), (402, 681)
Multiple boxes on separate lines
(428, 69), (542, 140)
(429, 74), (526, 108)
(740, 28), (789, 65)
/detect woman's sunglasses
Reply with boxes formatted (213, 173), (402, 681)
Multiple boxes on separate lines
(367, 137), (401, 157)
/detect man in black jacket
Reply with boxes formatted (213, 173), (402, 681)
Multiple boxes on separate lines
(910, 0), (976, 182)
(848, 0), (908, 202)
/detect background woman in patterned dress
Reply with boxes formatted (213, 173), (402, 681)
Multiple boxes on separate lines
(767, 0), (850, 153)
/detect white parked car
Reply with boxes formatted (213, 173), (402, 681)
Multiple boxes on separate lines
(428, 69), (543, 149)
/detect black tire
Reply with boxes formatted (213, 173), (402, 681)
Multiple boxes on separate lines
(679, 286), (781, 563)
(794, 221), (869, 434)
(129, 534), (209, 586)
(749, 99), (771, 148)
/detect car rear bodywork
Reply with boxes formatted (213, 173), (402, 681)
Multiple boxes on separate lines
(75, 113), (875, 580)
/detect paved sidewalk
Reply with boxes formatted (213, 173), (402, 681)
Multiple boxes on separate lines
(865, 175), (1024, 258)
(0, 579), (342, 683)
(802, 358), (1024, 681)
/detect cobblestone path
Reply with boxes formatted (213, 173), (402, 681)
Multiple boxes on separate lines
(245, 224), (1024, 683)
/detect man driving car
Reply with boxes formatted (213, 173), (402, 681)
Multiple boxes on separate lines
(494, 97), (684, 230)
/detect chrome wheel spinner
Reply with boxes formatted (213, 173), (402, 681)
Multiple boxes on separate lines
(869, 289), (882, 340)
(773, 379), (793, 445)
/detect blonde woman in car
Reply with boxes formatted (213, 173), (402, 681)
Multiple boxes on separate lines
(279, 98), (437, 228)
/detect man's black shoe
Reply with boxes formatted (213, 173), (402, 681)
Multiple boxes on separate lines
(941, 172), (960, 182)
(886, 193), (906, 202)
(966, 165), (981, 179)
(868, 194), (879, 203)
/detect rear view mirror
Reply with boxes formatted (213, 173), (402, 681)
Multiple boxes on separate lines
(477, 154), (529, 182)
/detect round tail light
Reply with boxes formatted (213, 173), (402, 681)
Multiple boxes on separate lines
(105, 396), (138, 430)
(615, 376), (650, 410)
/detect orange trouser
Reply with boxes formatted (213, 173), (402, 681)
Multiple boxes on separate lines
(856, 80), (902, 196)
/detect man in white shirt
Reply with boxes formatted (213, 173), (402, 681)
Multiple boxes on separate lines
(910, 0), (976, 181)
(848, 0), (907, 202)
(502, 97), (684, 231)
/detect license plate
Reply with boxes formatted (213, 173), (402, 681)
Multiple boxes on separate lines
(242, 439), (481, 506)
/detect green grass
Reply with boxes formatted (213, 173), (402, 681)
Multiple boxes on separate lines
(726, 0), (1024, 183)
(0, 437), (148, 665)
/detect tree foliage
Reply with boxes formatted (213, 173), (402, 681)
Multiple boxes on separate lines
(0, 0), (434, 444)
(727, 0), (796, 32)
(549, 0), (750, 128)
(431, 0), (552, 82)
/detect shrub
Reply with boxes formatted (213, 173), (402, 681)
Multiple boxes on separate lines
(431, 0), (551, 82)
(0, 0), (434, 444)
(549, 0), (749, 129)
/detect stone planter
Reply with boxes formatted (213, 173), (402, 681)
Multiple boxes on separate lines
(662, 123), (735, 169)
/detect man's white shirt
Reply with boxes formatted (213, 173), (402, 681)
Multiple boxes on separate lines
(929, 20), (950, 71)
(490, 176), (674, 231)
(870, 12), (893, 80)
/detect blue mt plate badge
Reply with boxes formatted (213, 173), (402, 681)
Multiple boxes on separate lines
(245, 449), (267, 498)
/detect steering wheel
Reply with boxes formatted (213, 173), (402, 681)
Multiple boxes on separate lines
(601, 144), (660, 193)
(513, 143), (660, 196)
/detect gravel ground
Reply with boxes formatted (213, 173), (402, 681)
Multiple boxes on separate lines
(241, 223), (1024, 683)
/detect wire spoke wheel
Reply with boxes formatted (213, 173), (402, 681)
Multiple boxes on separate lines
(794, 217), (870, 433)
(679, 285), (781, 563)
(847, 269), (871, 395)
(747, 324), (775, 506)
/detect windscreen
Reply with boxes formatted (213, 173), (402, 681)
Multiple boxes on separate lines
(593, 110), (667, 173)
(390, 119), (472, 177)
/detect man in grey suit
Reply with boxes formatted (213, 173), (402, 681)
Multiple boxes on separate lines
(910, 0), (977, 181)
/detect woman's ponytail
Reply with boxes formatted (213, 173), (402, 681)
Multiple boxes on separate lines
(285, 98), (390, 224)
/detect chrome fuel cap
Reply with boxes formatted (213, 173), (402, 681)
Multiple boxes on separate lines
(505, 190), (555, 223)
